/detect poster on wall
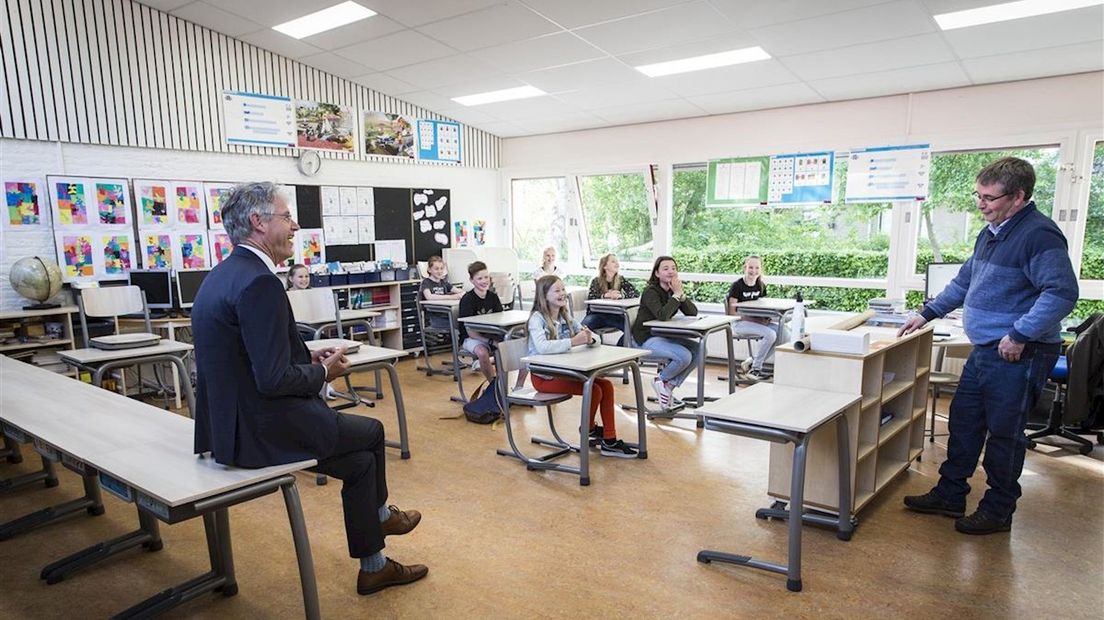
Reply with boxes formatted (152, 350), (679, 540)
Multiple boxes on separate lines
(845, 144), (931, 203)
(100, 233), (134, 276)
(296, 100), (356, 152)
(223, 91), (296, 148)
(363, 112), (415, 159)
(134, 180), (173, 227)
(411, 188), (450, 262)
(454, 220), (469, 247)
(94, 181), (130, 226)
(767, 151), (835, 205)
(49, 177), (92, 227)
(472, 219), (486, 246)
(296, 229), (325, 266)
(173, 181), (206, 226)
(54, 231), (96, 282)
(141, 232), (173, 269)
(706, 157), (770, 206)
(416, 119), (461, 163)
(205, 182), (235, 229)
(2, 179), (47, 230)
(209, 231), (234, 265)
(174, 232), (208, 270)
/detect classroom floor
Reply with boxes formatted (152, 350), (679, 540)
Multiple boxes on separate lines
(2, 358), (1102, 619)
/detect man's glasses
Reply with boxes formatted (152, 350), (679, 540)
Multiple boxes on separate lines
(268, 211), (294, 222)
(971, 190), (1009, 204)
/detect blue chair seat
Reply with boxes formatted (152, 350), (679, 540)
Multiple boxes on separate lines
(1050, 355), (1068, 382)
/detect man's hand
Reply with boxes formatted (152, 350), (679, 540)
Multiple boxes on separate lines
(320, 347), (349, 382)
(998, 335), (1025, 362)
(897, 314), (928, 337)
(311, 347), (336, 364)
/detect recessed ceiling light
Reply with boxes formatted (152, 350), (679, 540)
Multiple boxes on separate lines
(452, 86), (547, 106)
(934, 0), (1102, 31)
(635, 46), (771, 78)
(273, 1), (376, 39)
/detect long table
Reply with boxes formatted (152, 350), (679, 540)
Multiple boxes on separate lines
(0, 355), (320, 619)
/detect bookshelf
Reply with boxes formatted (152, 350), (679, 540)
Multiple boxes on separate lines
(316, 280), (420, 351)
(0, 306), (77, 371)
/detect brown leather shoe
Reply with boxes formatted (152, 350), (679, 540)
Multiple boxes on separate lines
(357, 559), (429, 595)
(381, 505), (421, 537)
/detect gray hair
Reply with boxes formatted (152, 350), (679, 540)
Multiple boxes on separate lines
(976, 157), (1035, 201)
(222, 182), (281, 245)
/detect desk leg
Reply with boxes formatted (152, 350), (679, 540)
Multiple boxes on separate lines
(168, 324), (182, 410)
(449, 315), (468, 404)
(724, 324), (736, 395)
(381, 363), (411, 459)
(2, 434), (23, 463)
(578, 377), (595, 486)
(168, 356), (196, 418)
(0, 454), (58, 492)
(0, 469), (104, 541)
(40, 506), (163, 584)
(282, 481), (321, 620)
(784, 435), (810, 592)
(629, 363), (648, 459)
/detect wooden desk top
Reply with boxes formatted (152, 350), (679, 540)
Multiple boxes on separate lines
(734, 298), (801, 312)
(305, 340), (407, 365)
(59, 340), (194, 364)
(698, 383), (860, 433)
(458, 310), (531, 328)
(118, 316), (192, 328)
(584, 298), (640, 309)
(523, 344), (645, 373)
(421, 299), (460, 309)
(0, 305), (77, 320)
(339, 308), (381, 321)
(645, 315), (732, 332)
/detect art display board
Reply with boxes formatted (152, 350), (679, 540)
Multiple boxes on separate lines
(46, 175), (133, 282)
(767, 151), (835, 205)
(47, 176), (132, 229)
(706, 156), (770, 206)
(845, 144), (931, 203)
(416, 119), (461, 163)
(54, 230), (135, 283)
(2, 178), (49, 230)
(209, 230), (234, 266)
(319, 185), (376, 246)
(204, 182), (235, 229)
(223, 91), (296, 148)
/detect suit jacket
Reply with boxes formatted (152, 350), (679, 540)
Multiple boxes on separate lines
(192, 247), (338, 467)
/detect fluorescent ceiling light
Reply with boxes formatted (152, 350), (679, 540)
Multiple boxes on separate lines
(635, 46), (771, 78)
(273, 1), (376, 39)
(452, 86), (547, 106)
(934, 0), (1102, 30)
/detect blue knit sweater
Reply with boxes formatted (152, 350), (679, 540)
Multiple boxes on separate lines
(921, 202), (1078, 345)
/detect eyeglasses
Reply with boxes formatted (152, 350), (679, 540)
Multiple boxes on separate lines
(971, 190), (1009, 204)
(268, 211), (294, 222)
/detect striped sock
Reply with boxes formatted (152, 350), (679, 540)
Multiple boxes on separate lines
(378, 504), (391, 522)
(360, 551), (386, 573)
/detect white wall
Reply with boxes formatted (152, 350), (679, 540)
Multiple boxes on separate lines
(0, 138), (501, 311)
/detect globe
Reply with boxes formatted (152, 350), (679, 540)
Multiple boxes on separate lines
(9, 256), (63, 309)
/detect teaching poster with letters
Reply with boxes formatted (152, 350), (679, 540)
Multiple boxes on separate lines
(416, 120), (462, 163)
(845, 144), (930, 203)
(768, 151), (834, 205)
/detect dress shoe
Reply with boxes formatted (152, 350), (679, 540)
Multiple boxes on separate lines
(381, 505), (421, 537)
(903, 490), (965, 517)
(955, 510), (1012, 535)
(357, 559), (428, 595)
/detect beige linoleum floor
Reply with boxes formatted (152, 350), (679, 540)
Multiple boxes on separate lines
(2, 357), (1102, 619)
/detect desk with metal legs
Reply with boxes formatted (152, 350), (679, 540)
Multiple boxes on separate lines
(458, 310), (531, 404)
(583, 298), (639, 343)
(418, 299), (470, 403)
(643, 315), (736, 422)
(118, 317), (193, 409)
(731, 297), (800, 344)
(696, 384), (857, 592)
(58, 340), (197, 417)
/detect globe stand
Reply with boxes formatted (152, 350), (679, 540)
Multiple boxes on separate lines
(22, 302), (61, 310)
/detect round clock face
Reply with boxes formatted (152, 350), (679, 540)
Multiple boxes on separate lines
(298, 151), (321, 176)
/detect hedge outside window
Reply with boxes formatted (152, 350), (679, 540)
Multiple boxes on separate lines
(577, 173), (654, 263)
(1083, 141), (1104, 281)
(512, 177), (568, 264)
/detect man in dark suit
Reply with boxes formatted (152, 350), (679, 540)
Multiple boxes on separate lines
(191, 182), (427, 595)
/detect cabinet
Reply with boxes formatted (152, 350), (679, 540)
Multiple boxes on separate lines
(768, 324), (933, 516)
(0, 306), (78, 370)
(318, 279), (420, 351)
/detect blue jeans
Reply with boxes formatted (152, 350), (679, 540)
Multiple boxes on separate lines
(934, 343), (1058, 519)
(641, 336), (698, 387)
(581, 312), (626, 346)
(733, 320), (785, 371)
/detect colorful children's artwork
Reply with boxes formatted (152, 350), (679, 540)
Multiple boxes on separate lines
(101, 234), (133, 275)
(205, 182), (234, 229)
(53, 179), (89, 226)
(3, 181), (41, 227)
(96, 182), (128, 225)
(178, 233), (208, 269)
(174, 183), (204, 225)
(135, 180), (171, 226)
(454, 220), (469, 247)
(296, 229), (325, 266)
(472, 219), (486, 246)
(56, 232), (95, 280)
(209, 231), (234, 265)
(142, 233), (173, 269)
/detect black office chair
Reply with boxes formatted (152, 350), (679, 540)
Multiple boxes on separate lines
(1027, 315), (1102, 455)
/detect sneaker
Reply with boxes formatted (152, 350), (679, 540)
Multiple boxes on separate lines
(903, 490), (966, 518)
(739, 358), (753, 375)
(471, 359), (481, 372)
(599, 438), (638, 459)
(746, 369), (772, 382)
(324, 384), (339, 400)
(580, 425), (603, 448)
(955, 510), (1012, 535)
(652, 378), (671, 408)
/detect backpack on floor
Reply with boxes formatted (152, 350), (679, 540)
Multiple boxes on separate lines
(462, 377), (502, 424)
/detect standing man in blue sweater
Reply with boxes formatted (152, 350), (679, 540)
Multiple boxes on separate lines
(899, 157), (1078, 535)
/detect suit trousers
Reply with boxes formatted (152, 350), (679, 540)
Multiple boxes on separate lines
(311, 412), (389, 558)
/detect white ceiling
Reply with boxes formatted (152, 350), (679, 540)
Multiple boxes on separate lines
(140, 0), (1104, 138)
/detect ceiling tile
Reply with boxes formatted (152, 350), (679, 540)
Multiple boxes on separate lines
(471, 96), (581, 121)
(416, 2), (562, 52)
(809, 62), (971, 101)
(386, 55), (505, 90)
(238, 29), (322, 59)
(399, 90), (466, 113)
(592, 99), (707, 124)
(941, 5), (1104, 59)
(749, 0), (937, 57)
(647, 59), (799, 97)
(522, 0), (693, 29)
(299, 52), (373, 79)
(301, 15), (406, 50)
(781, 34), (956, 81)
(920, 0), (1014, 14)
(710, 0), (894, 29)
(439, 107), (501, 125)
(136, 0), (195, 11)
(573, 1), (738, 55)
(961, 40), (1104, 84)
(514, 115), (610, 135)
(350, 72), (420, 95)
(197, 0), (336, 26)
(334, 30), (457, 71)
(473, 32), (606, 74)
(171, 1), (262, 36)
(553, 81), (680, 110)
(360, 0), (504, 27)
(519, 58), (646, 93)
(474, 120), (530, 137)
(685, 82), (825, 114)
(434, 76), (528, 98)
(615, 31), (761, 66)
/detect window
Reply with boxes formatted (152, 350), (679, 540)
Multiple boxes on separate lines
(511, 177), (568, 264)
(915, 146), (1059, 275)
(576, 173), (653, 263)
(1082, 141), (1104, 281)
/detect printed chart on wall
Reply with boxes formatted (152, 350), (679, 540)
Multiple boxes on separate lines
(706, 157), (770, 206)
(768, 151), (834, 205)
(223, 91), (296, 148)
(845, 144), (931, 203)
(416, 120), (461, 163)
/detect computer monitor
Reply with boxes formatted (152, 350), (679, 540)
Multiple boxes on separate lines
(128, 269), (174, 309)
(176, 269), (211, 309)
(925, 262), (964, 301)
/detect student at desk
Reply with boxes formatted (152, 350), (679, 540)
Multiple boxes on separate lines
(528, 275), (637, 458)
(581, 253), (639, 345)
(419, 255), (463, 330)
(530, 245), (565, 280)
(191, 182), (428, 596)
(631, 256), (700, 408)
(285, 262), (340, 401)
(725, 255), (783, 382)
(459, 261), (503, 384)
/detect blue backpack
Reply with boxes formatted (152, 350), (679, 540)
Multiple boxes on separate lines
(462, 377), (502, 424)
